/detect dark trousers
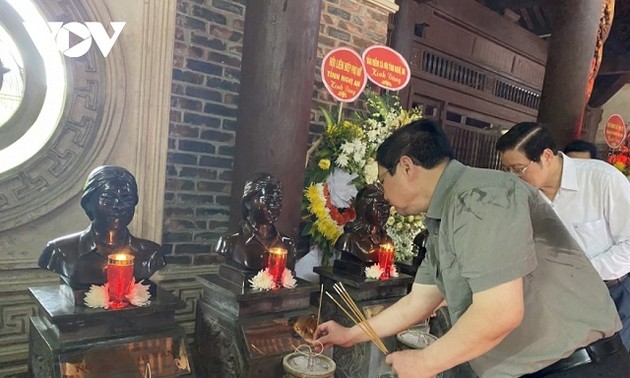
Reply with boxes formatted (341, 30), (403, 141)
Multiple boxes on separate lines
(609, 276), (630, 351)
(527, 346), (630, 377)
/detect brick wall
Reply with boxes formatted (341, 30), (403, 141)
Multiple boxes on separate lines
(312, 0), (390, 136)
(165, 0), (393, 263)
(165, 0), (245, 264)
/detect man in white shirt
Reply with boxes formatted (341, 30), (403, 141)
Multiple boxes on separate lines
(497, 122), (630, 350)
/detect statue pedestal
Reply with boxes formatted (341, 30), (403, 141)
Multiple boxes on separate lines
(333, 258), (370, 279)
(313, 266), (413, 378)
(28, 285), (191, 378)
(194, 268), (320, 378)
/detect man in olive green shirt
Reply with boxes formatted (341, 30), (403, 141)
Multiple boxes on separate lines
(314, 119), (629, 377)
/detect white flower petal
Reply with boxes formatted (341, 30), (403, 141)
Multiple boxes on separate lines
(84, 284), (109, 309)
(365, 264), (384, 280)
(126, 282), (152, 307)
(326, 169), (358, 208)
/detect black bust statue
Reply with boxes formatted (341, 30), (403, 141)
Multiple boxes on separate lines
(335, 184), (393, 263)
(214, 173), (296, 272)
(38, 165), (167, 291)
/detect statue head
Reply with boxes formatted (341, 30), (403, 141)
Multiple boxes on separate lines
(80, 166), (139, 230)
(350, 184), (390, 230)
(241, 173), (283, 225)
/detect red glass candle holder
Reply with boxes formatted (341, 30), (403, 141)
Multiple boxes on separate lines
(107, 253), (135, 309)
(267, 247), (288, 288)
(378, 243), (395, 280)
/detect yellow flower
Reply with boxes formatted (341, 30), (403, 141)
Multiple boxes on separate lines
(614, 162), (626, 172)
(318, 159), (331, 170)
(305, 184), (343, 243)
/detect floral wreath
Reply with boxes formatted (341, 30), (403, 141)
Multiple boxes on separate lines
(302, 91), (425, 263)
(608, 146), (630, 176)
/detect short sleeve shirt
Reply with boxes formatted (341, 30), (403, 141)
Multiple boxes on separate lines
(415, 160), (620, 377)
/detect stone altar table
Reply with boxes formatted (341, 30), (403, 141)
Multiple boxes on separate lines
(314, 266), (413, 378)
(28, 285), (191, 378)
(194, 269), (320, 378)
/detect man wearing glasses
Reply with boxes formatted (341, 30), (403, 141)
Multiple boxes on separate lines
(496, 122), (630, 352)
(315, 119), (630, 377)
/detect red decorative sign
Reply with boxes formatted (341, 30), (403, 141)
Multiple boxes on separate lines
(604, 114), (627, 149)
(321, 47), (367, 103)
(362, 45), (411, 91)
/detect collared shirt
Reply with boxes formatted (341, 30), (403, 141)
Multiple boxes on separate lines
(215, 221), (295, 271)
(39, 225), (166, 289)
(540, 153), (630, 280)
(415, 160), (620, 377)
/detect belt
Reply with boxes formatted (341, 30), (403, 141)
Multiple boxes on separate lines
(604, 273), (629, 288)
(522, 333), (624, 377)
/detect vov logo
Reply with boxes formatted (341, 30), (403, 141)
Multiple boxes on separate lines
(24, 22), (125, 58)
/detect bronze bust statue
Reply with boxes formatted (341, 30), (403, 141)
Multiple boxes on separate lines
(38, 165), (167, 290)
(335, 184), (393, 263)
(214, 173), (296, 272)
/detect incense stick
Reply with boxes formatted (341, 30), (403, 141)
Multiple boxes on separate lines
(333, 283), (388, 354)
(316, 284), (324, 327)
(326, 286), (388, 354)
(325, 292), (386, 354)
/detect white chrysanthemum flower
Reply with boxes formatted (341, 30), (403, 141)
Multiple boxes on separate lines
(336, 154), (349, 168)
(352, 142), (366, 165)
(367, 129), (379, 142)
(390, 265), (399, 278)
(249, 268), (275, 291)
(126, 282), (151, 307)
(84, 284), (109, 309)
(365, 264), (384, 280)
(387, 216), (395, 226)
(282, 269), (297, 289)
(363, 159), (378, 184)
(326, 169), (358, 208)
(340, 141), (355, 155)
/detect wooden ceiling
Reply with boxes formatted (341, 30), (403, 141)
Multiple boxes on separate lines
(475, 0), (630, 107)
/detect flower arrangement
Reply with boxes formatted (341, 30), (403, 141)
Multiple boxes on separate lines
(608, 146), (630, 176)
(364, 263), (399, 280)
(84, 281), (151, 309)
(249, 268), (297, 291)
(302, 90), (424, 263)
(387, 209), (426, 262)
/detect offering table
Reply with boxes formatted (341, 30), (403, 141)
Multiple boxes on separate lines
(314, 266), (413, 378)
(194, 265), (320, 378)
(28, 284), (191, 378)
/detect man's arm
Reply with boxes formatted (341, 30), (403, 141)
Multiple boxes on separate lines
(315, 282), (443, 348)
(387, 278), (524, 377)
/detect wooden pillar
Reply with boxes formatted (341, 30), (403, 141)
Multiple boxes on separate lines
(228, 0), (322, 241)
(390, 0), (417, 106)
(537, 0), (604, 149)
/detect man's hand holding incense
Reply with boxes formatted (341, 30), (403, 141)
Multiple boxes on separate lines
(313, 320), (356, 350)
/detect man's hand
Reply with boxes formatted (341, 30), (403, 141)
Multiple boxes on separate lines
(385, 349), (439, 378)
(313, 320), (355, 350)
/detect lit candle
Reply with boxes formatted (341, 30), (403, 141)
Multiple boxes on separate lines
(267, 247), (288, 288)
(378, 243), (395, 280)
(107, 252), (135, 308)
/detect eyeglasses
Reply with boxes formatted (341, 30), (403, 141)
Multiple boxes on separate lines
(374, 169), (389, 192)
(502, 160), (533, 176)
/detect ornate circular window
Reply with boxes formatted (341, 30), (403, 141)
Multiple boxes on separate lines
(0, 0), (126, 231)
